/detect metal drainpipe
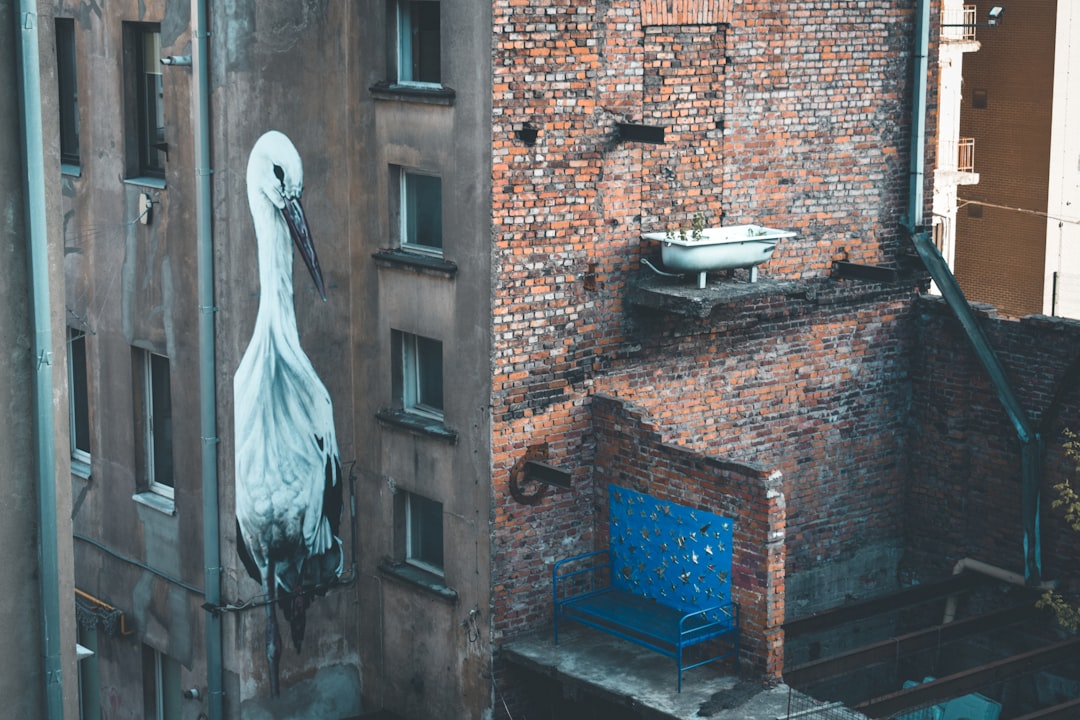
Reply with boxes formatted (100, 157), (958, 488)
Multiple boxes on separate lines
(15, 4), (65, 718)
(905, 0), (1042, 585)
(908, 0), (930, 231)
(192, 0), (224, 717)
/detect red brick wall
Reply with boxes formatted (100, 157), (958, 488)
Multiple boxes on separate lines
(603, 284), (915, 579)
(955, 0), (1056, 316)
(720, 2), (917, 276)
(907, 298), (1080, 587)
(490, 0), (923, 640)
(591, 394), (786, 679)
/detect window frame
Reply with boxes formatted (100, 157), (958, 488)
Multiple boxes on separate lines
(68, 328), (91, 473)
(405, 491), (444, 577)
(55, 18), (80, 168)
(125, 23), (166, 180)
(141, 645), (179, 720)
(394, 331), (444, 421)
(397, 168), (443, 257)
(134, 348), (174, 500)
(396, 0), (441, 87)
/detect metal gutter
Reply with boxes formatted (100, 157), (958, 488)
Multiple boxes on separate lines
(907, 0), (930, 230)
(905, 0), (1042, 585)
(15, 4), (65, 717)
(191, 0), (224, 716)
(910, 232), (1042, 584)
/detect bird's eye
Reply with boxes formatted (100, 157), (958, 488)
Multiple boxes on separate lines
(273, 164), (285, 183)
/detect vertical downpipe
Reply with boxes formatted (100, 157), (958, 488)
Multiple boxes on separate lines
(15, 4), (64, 718)
(192, 0), (224, 717)
(908, 0), (930, 231)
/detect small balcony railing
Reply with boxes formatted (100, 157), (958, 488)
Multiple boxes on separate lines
(942, 5), (978, 41)
(957, 137), (975, 172)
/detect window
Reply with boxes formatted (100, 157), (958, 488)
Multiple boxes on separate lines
(405, 491), (443, 575)
(134, 348), (173, 499)
(126, 24), (165, 178)
(397, 169), (443, 255)
(68, 329), (91, 474)
(393, 331), (443, 419)
(77, 626), (100, 720)
(55, 18), (80, 168)
(396, 1), (440, 86)
(142, 645), (179, 720)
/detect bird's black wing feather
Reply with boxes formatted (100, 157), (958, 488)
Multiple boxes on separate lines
(236, 518), (262, 583)
(323, 444), (344, 537)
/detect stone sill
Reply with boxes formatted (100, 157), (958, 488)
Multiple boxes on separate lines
(372, 249), (457, 278)
(378, 561), (458, 604)
(369, 81), (456, 106)
(630, 266), (929, 320)
(376, 408), (458, 444)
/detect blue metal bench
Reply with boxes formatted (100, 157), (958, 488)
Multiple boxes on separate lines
(553, 486), (740, 691)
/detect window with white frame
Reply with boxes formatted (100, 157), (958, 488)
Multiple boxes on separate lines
(126, 24), (165, 179)
(141, 645), (180, 720)
(134, 348), (173, 499)
(405, 491), (443, 575)
(397, 168), (443, 255)
(396, 1), (440, 86)
(77, 625), (100, 720)
(393, 331), (443, 420)
(68, 328), (91, 474)
(55, 18), (80, 168)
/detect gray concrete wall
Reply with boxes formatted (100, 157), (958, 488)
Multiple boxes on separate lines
(347, 1), (496, 717)
(61, 0), (496, 715)
(57, 0), (217, 716)
(2, 3), (78, 717)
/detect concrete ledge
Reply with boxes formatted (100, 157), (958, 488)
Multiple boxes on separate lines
(503, 625), (798, 719)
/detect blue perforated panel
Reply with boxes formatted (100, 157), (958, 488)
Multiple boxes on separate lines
(609, 485), (733, 614)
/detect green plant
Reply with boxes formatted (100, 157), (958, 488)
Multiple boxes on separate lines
(1035, 429), (1080, 632)
(665, 212), (706, 243)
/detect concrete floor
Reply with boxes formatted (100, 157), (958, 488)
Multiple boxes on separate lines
(503, 625), (849, 720)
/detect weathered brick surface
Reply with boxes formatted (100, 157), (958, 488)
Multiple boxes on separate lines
(907, 298), (1080, 584)
(591, 394), (787, 679)
(954, 0), (1057, 316)
(489, 0), (930, 711)
(608, 283), (916, 579)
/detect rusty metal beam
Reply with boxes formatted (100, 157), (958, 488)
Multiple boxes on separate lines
(855, 636), (1080, 718)
(785, 605), (1039, 685)
(784, 572), (988, 639)
(1011, 697), (1080, 720)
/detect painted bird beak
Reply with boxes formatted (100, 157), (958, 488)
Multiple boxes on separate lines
(282, 195), (327, 302)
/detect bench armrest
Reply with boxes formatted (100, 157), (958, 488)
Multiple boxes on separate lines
(553, 550), (612, 596)
(678, 601), (739, 633)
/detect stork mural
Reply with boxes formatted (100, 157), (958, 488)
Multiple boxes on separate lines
(234, 131), (344, 697)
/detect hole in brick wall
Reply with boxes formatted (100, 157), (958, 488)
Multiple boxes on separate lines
(967, 203), (984, 218)
(615, 123), (665, 144)
(584, 262), (597, 292)
(516, 122), (539, 146)
(973, 89), (988, 109)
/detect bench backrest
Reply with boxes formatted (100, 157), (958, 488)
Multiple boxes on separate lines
(609, 485), (733, 615)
